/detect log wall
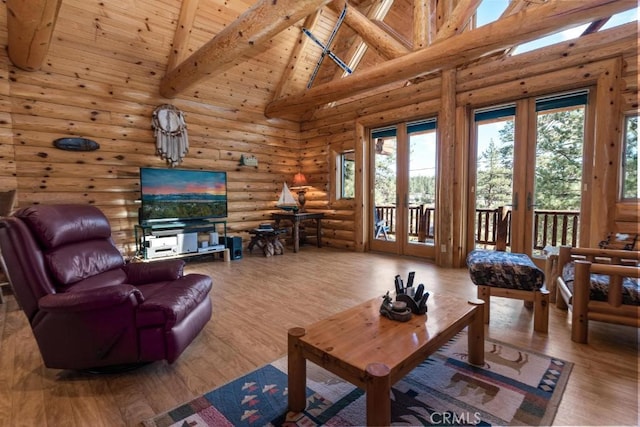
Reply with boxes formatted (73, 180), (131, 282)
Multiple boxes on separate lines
(0, 2), (636, 262)
(0, 1), (302, 255)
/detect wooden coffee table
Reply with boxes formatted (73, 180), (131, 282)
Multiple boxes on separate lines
(287, 294), (485, 426)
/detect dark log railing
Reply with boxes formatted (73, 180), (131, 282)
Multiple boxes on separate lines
(533, 209), (580, 250)
(375, 205), (580, 249)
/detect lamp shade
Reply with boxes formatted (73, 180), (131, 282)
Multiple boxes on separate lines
(292, 172), (308, 187)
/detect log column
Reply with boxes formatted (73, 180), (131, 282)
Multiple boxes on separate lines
(6, 0), (62, 71)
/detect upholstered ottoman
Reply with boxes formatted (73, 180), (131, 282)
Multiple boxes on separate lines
(467, 250), (549, 333)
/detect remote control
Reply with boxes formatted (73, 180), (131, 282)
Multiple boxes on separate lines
(407, 271), (415, 288)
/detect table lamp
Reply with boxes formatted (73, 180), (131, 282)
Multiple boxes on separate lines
(291, 172), (309, 211)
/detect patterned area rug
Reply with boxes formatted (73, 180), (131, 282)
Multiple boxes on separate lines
(144, 332), (572, 426)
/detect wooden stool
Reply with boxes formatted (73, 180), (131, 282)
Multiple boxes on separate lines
(467, 250), (549, 333)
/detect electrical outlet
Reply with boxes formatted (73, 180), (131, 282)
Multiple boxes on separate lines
(441, 244), (447, 252)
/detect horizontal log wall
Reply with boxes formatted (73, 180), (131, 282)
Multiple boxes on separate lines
(0, 1), (302, 256)
(301, 23), (638, 260)
(0, 21), (15, 192)
(0, 3), (636, 259)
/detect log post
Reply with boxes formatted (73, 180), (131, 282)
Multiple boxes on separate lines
(6, 0), (63, 71)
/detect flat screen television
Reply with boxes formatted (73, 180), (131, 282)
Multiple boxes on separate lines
(139, 167), (227, 225)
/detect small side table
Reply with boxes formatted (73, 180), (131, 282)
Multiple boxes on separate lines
(248, 228), (286, 257)
(272, 211), (324, 253)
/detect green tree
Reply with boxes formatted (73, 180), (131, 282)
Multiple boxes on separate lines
(409, 175), (436, 205)
(375, 145), (396, 206)
(623, 115), (638, 199)
(477, 108), (586, 211)
(476, 138), (512, 209)
(534, 108), (584, 210)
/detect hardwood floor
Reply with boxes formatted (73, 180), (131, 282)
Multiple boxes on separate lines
(0, 247), (637, 426)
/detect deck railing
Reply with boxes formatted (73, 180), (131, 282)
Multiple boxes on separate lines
(375, 205), (580, 249)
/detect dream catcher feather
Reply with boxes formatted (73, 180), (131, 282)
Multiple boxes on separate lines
(152, 104), (189, 167)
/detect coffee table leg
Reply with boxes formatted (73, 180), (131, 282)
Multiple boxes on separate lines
(467, 299), (485, 366)
(365, 363), (391, 426)
(288, 327), (307, 412)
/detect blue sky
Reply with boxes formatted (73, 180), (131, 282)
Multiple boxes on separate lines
(475, 1), (638, 55)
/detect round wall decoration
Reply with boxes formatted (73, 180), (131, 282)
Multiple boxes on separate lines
(151, 104), (189, 167)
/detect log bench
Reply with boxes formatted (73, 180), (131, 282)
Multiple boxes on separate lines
(550, 246), (640, 343)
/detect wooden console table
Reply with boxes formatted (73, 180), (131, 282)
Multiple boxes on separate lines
(272, 211), (324, 253)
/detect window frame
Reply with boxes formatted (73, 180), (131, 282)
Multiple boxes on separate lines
(620, 113), (638, 200)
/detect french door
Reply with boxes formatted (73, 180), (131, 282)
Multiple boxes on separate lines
(468, 90), (589, 260)
(370, 119), (437, 258)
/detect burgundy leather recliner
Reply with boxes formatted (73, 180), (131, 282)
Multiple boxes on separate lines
(0, 204), (212, 370)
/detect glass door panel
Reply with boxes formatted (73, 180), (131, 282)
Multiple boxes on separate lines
(530, 97), (586, 256)
(373, 134), (397, 243)
(406, 121), (437, 251)
(473, 106), (516, 251)
(371, 119), (438, 258)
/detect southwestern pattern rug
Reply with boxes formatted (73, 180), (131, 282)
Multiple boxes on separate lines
(144, 332), (572, 426)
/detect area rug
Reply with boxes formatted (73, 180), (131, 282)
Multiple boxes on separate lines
(144, 332), (572, 426)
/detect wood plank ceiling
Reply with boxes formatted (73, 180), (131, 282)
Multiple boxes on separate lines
(6, 0), (636, 122)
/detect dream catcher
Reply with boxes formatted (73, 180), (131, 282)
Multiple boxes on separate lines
(151, 104), (189, 167)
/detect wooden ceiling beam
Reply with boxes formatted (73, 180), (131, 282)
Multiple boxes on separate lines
(265, 0), (635, 120)
(166, 0), (200, 73)
(327, 0), (409, 59)
(328, 0), (396, 81)
(434, 0), (482, 42)
(413, 0), (437, 49)
(271, 10), (324, 100)
(6, 0), (63, 71)
(159, 0), (332, 98)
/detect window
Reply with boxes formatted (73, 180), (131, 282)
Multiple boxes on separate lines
(339, 150), (355, 199)
(621, 114), (638, 199)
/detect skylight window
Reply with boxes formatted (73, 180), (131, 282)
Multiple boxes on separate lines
(511, 7), (637, 56)
(600, 8), (638, 31)
(512, 24), (589, 55)
(475, 0), (509, 28)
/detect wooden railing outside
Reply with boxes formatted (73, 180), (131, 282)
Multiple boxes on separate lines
(533, 209), (580, 250)
(375, 205), (580, 249)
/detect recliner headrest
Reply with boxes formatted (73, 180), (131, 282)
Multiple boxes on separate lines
(15, 204), (112, 249)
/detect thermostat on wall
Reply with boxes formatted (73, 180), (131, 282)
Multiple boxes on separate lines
(240, 154), (258, 166)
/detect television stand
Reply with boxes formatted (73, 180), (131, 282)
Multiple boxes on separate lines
(134, 219), (229, 262)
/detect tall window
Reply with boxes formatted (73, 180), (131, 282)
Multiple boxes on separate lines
(340, 150), (355, 199)
(622, 114), (638, 199)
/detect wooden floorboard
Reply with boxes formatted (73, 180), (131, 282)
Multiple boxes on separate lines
(0, 247), (637, 426)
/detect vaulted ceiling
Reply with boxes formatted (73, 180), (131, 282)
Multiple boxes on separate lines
(6, 0), (636, 122)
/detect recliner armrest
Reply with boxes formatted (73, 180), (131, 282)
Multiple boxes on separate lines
(38, 285), (144, 312)
(123, 259), (185, 285)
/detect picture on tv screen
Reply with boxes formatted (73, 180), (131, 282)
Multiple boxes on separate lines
(140, 168), (227, 224)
